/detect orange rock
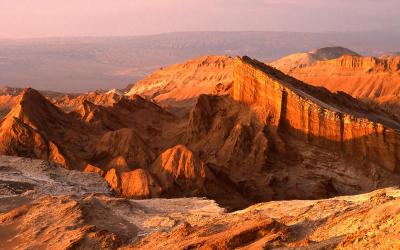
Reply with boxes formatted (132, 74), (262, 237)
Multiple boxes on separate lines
(83, 164), (105, 176)
(104, 168), (121, 194)
(233, 56), (400, 172)
(273, 53), (400, 117)
(125, 55), (234, 114)
(119, 169), (161, 198)
(94, 128), (155, 169)
(104, 168), (161, 198)
(150, 145), (208, 195)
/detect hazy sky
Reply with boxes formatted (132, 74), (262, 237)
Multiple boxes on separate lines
(0, 0), (399, 38)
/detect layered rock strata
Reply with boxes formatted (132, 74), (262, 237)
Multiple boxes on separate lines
(234, 56), (400, 172)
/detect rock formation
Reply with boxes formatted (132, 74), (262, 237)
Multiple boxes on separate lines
(105, 168), (161, 198)
(272, 53), (400, 117)
(235, 56), (400, 172)
(94, 128), (155, 171)
(150, 145), (208, 195)
(0, 88), (179, 198)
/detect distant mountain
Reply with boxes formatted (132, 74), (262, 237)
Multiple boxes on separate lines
(1, 31), (400, 92)
(270, 46), (360, 72)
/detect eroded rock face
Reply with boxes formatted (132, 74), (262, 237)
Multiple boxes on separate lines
(94, 128), (155, 170)
(0, 88), (181, 198)
(119, 169), (161, 199)
(0, 89), (78, 169)
(150, 145), (208, 196)
(234, 56), (400, 172)
(187, 95), (270, 178)
(105, 168), (161, 199)
(273, 54), (400, 118)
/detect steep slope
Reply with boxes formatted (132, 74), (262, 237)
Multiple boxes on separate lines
(0, 88), (88, 169)
(104, 168), (161, 198)
(270, 46), (359, 72)
(126, 55), (234, 114)
(235, 56), (400, 172)
(0, 86), (79, 118)
(150, 145), (208, 195)
(273, 54), (400, 116)
(93, 128), (156, 171)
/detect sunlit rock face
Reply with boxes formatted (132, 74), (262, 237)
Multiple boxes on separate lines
(273, 54), (400, 118)
(233, 56), (400, 172)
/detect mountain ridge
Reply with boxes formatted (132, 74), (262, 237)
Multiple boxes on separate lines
(1, 56), (400, 209)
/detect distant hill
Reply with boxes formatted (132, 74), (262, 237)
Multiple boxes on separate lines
(0, 31), (399, 92)
(270, 47), (360, 72)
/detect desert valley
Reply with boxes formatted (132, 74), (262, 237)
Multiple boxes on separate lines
(0, 45), (400, 249)
(1, 1), (400, 249)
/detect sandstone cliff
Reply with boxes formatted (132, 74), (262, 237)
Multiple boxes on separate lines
(234, 56), (400, 172)
(273, 54), (400, 117)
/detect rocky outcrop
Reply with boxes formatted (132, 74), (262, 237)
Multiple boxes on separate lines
(71, 100), (124, 130)
(187, 95), (270, 178)
(53, 91), (123, 112)
(93, 128), (155, 170)
(119, 169), (161, 198)
(150, 145), (208, 195)
(104, 168), (121, 193)
(333, 55), (400, 72)
(83, 164), (105, 176)
(0, 89), (77, 169)
(233, 56), (400, 172)
(104, 168), (161, 198)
